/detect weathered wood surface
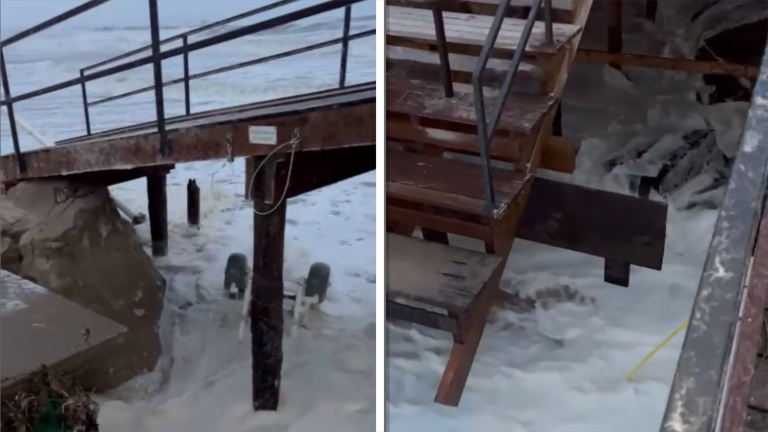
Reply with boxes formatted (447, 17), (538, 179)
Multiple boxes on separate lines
(745, 409), (768, 432)
(516, 177), (667, 270)
(1, 83), (375, 183)
(386, 45), (544, 92)
(388, 77), (554, 136)
(250, 156), (287, 412)
(386, 233), (503, 312)
(386, 5), (581, 53)
(469, 0), (575, 11)
(387, 148), (528, 216)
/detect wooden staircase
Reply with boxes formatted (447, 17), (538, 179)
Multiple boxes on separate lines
(385, 0), (593, 407)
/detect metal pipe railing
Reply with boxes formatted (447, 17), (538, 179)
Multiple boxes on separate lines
(1, 0), (364, 109)
(86, 28), (373, 108)
(659, 44), (768, 432)
(147, 0), (171, 157)
(471, 0), (553, 214)
(81, 0), (304, 73)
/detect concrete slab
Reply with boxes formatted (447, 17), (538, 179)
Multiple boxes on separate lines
(1, 270), (126, 391)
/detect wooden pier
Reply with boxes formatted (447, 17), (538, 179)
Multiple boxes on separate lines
(0, 0), (374, 413)
(384, 0), (670, 407)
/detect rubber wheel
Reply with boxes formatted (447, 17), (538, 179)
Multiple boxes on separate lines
(304, 262), (331, 304)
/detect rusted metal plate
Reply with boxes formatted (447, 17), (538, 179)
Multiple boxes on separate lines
(1, 85), (375, 183)
(282, 144), (375, 199)
(660, 45), (768, 432)
(387, 232), (503, 312)
(721, 209), (768, 432)
(387, 75), (554, 135)
(387, 147), (527, 216)
(749, 358), (768, 411)
(516, 177), (667, 270)
(745, 409), (768, 432)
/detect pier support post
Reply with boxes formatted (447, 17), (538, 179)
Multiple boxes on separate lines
(147, 172), (168, 257)
(245, 157), (256, 198)
(607, 0), (623, 71)
(250, 155), (287, 412)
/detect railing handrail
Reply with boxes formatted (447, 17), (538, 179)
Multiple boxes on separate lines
(0, 0), (112, 48)
(81, 0), (304, 73)
(86, 27), (374, 109)
(659, 43), (768, 432)
(470, 0), (553, 214)
(1, 0), (368, 175)
(0, 0), (364, 108)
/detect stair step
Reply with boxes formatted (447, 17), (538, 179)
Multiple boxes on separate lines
(386, 45), (544, 94)
(387, 74), (555, 136)
(466, 0), (578, 23)
(387, 147), (529, 217)
(386, 5), (581, 55)
(470, 0), (576, 12)
(386, 232), (503, 313)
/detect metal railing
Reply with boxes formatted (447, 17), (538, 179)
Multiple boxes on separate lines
(470, 0), (553, 214)
(659, 43), (768, 432)
(0, 0), (370, 175)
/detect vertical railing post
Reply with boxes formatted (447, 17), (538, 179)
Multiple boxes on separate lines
(432, 9), (454, 98)
(148, 0), (171, 157)
(338, 5), (352, 88)
(0, 49), (26, 174)
(543, 0), (553, 46)
(79, 69), (92, 135)
(182, 35), (191, 115)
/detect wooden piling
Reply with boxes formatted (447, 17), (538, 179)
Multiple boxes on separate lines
(146, 172), (168, 257)
(187, 179), (200, 228)
(250, 156), (286, 412)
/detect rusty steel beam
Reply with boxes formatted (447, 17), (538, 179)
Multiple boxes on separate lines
(720, 203), (768, 432)
(0, 89), (374, 184)
(660, 45), (768, 432)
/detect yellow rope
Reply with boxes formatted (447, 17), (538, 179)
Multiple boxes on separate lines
(625, 320), (689, 381)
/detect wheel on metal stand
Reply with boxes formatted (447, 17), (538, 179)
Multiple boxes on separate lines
(224, 252), (250, 300)
(286, 262), (331, 333)
(304, 261), (331, 305)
